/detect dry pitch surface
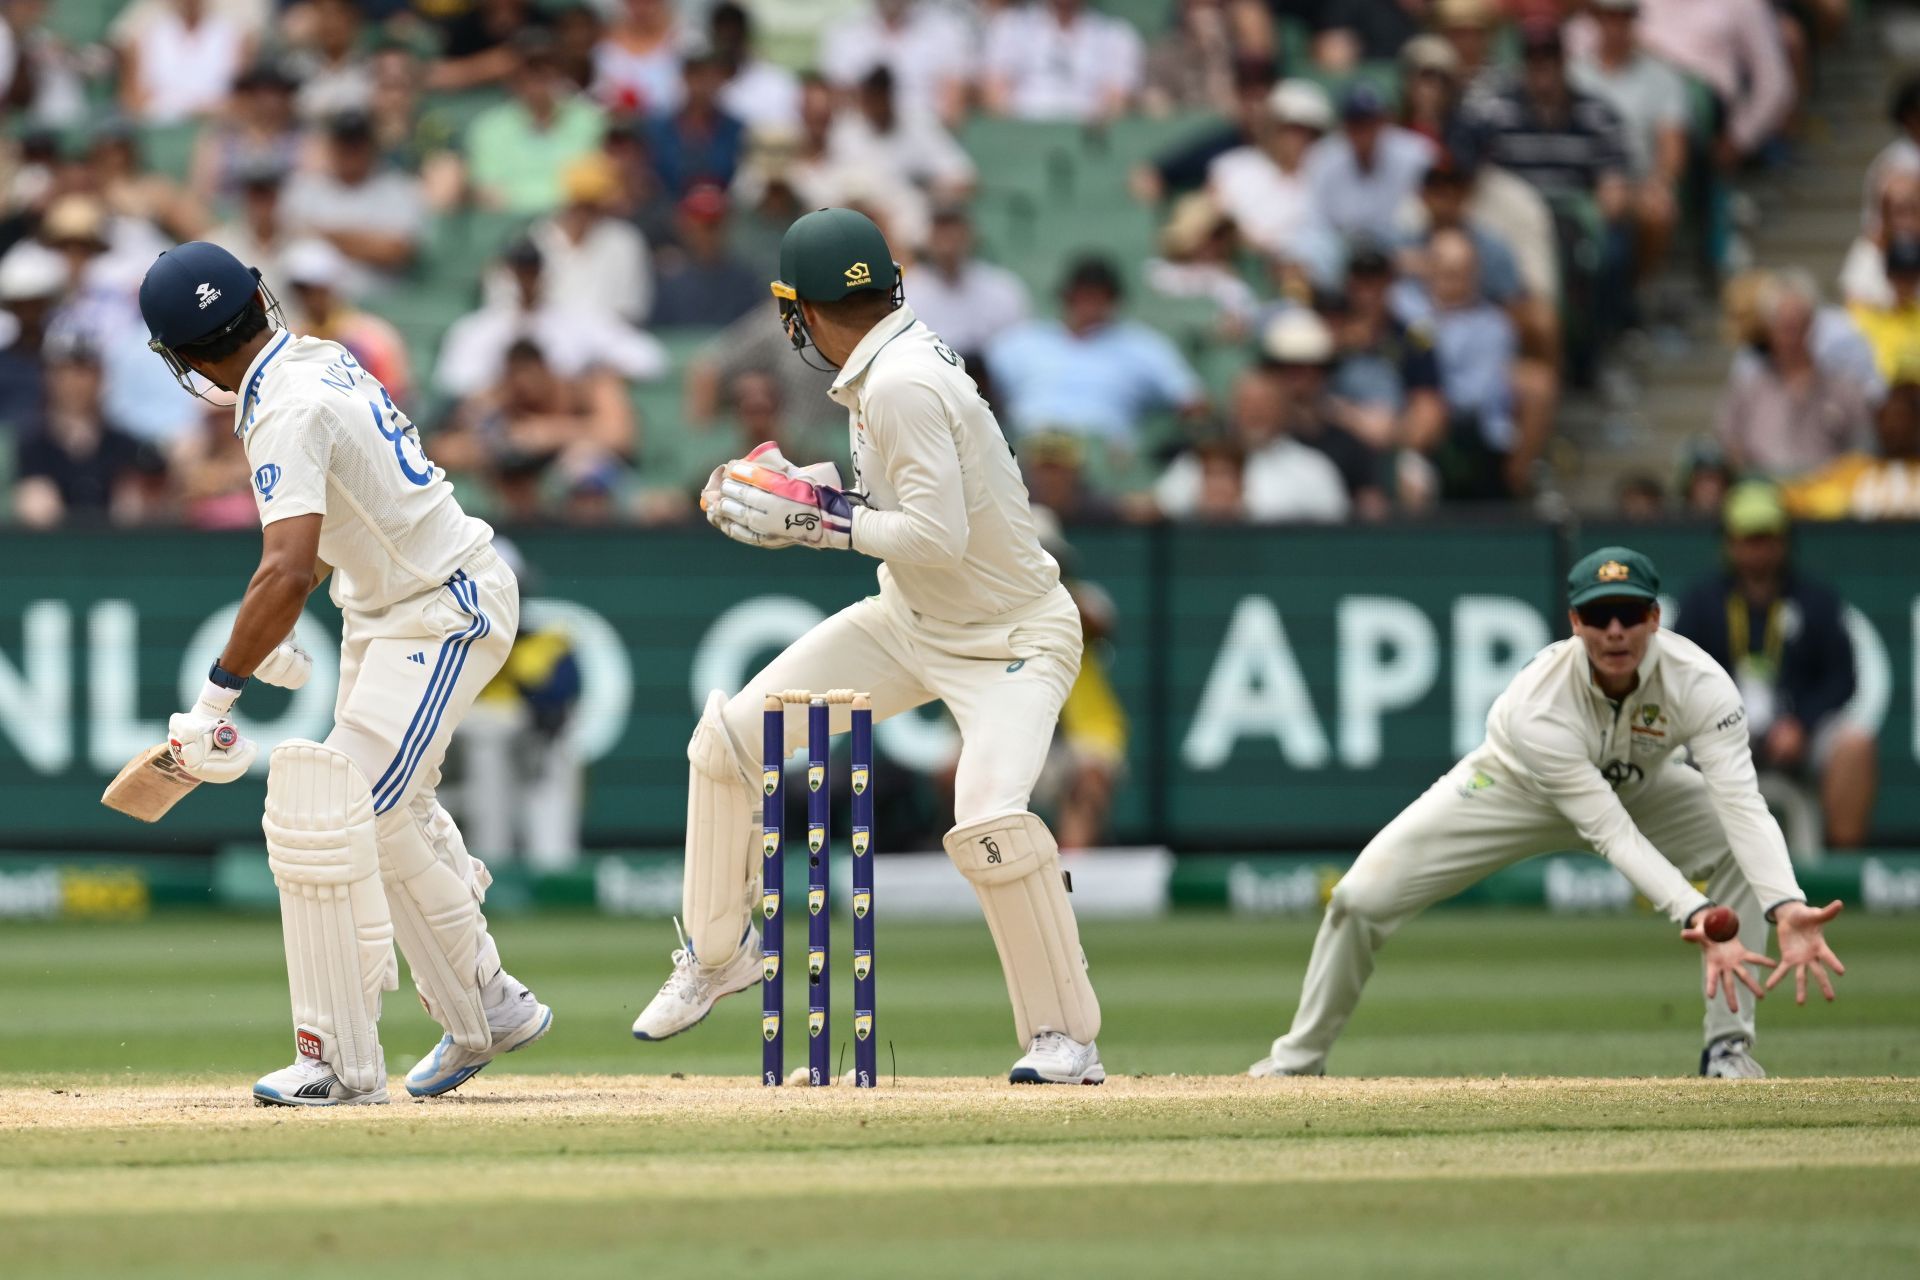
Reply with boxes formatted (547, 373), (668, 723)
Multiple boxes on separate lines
(6, 1075), (1918, 1279)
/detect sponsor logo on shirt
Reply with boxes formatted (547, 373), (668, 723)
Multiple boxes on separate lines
(1716, 707), (1747, 732)
(253, 463), (281, 501)
(1456, 769), (1495, 798)
(1600, 759), (1644, 790)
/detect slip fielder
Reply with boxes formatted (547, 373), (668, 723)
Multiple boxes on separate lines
(1251, 547), (1847, 1080)
(631, 208), (1104, 1084)
(139, 242), (550, 1105)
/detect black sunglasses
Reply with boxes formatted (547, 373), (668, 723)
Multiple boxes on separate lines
(1576, 599), (1653, 630)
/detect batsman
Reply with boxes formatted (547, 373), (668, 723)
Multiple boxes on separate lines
(1251, 547), (1847, 1080)
(138, 242), (551, 1105)
(631, 208), (1105, 1084)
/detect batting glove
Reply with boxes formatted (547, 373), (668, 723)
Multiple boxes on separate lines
(251, 632), (313, 690)
(167, 681), (257, 784)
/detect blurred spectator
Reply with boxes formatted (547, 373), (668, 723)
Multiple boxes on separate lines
(643, 365), (802, 522)
(830, 66), (976, 205)
(1568, 0), (1685, 281)
(1207, 79), (1336, 267)
(1255, 308), (1387, 518)
(1841, 171), (1920, 309)
(906, 205), (1029, 366)
(1433, 0), (1501, 91)
(550, 1), (602, 93)
(1397, 228), (1552, 500)
(1313, 0), (1422, 70)
(1029, 510), (1129, 849)
(1569, 0), (1792, 166)
(1783, 379), (1920, 521)
(366, 41), (465, 210)
(42, 194), (194, 445)
(1327, 244), (1445, 461)
(1144, 193), (1259, 338)
(593, 0), (683, 117)
(169, 398), (256, 529)
(436, 237), (666, 401)
(1726, 267), (1881, 399)
(1304, 83), (1436, 243)
(648, 185), (762, 328)
(1615, 472), (1666, 519)
(1678, 437), (1733, 517)
(1398, 34), (1461, 146)
(1020, 433), (1119, 523)
(1, 0), (90, 128)
(282, 111), (423, 296)
(12, 334), (151, 528)
(1675, 483), (1875, 847)
(284, 238), (414, 404)
(602, 118), (679, 250)
(1863, 75), (1920, 233)
(1156, 369), (1350, 522)
(1467, 27), (1631, 229)
(0, 240), (65, 438)
(682, 307), (838, 447)
(87, 122), (209, 244)
(1141, 0), (1242, 117)
(1847, 238), (1920, 381)
(206, 158), (296, 302)
(1718, 271), (1875, 477)
(820, 0), (977, 126)
(436, 338), (634, 521)
(646, 50), (745, 198)
(982, 0), (1144, 124)
(188, 60), (303, 205)
(985, 255), (1204, 451)
(493, 154), (653, 325)
(425, 0), (544, 93)
(112, 0), (256, 124)
(293, 0), (373, 122)
(468, 33), (608, 216)
(1131, 60), (1277, 202)
(711, 1), (799, 132)
(1404, 156), (1525, 314)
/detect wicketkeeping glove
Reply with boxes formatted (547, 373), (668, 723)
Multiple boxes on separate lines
(702, 443), (861, 550)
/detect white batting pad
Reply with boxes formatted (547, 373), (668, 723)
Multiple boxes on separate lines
(264, 740), (393, 1093)
(682, 689), (760, 965)
(944, 811), (1102, 1045)
(376, 794), (496, 1051)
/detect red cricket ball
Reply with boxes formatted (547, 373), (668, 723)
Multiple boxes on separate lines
(1700, 905), (1739, 943)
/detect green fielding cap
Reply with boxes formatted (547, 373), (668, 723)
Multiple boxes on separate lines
(1567, 546), (1661, 607)
(1723, 480), (1789, 538)
(772, 208), (899, 304)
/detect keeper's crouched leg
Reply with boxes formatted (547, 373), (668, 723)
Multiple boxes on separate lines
(258, 741), (393, 1104)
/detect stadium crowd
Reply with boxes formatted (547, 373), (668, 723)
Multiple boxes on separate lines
(0, 0), (1905, 529)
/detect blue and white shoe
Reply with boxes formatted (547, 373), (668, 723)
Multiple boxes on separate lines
(254, 1025), (389, 1107)
(405, 974), (552, 1098)
(1008, 1031), (1105, 1085)
(630, 920), (762, 1041)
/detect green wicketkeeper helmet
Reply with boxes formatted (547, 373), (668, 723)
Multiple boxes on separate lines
(771, 208), (903, 366)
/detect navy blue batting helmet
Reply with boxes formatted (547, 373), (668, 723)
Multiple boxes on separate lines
(139, 241), (262, 352)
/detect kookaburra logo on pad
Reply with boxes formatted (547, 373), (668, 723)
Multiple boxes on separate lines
(785, 512), (821, 531)
(195, 282), (222, 309)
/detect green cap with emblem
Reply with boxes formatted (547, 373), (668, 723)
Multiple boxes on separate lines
(772, 207), (900, 304)
(1567, 545), (1661, 607)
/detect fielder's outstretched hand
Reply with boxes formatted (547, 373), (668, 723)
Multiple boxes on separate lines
(1681, 918), (1775, 1013)
(1767, 900), (1847, 1004)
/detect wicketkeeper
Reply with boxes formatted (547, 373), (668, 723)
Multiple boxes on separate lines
(1251, 547), (1846, 1080)
(631, 208), (1105, 1084)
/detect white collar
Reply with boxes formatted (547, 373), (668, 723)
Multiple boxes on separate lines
(829, 304), (918, 394)
(233, 328), (294, 438)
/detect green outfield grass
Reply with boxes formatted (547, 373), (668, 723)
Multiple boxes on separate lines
(4, 912), (1917, 1279)
(2, 911), (1915, 1081)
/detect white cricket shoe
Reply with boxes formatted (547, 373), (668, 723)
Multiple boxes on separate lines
(630, 920), (762, 1041)
(405, 972), (553, 1098)
(1247, 1055), (1325, 1078)
(1700, 1034), (1766, 1079)
(253, 1026), (389, 1107)
(1008, 1030), (1105, 1085)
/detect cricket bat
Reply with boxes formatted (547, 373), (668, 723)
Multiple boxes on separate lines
(100, 743), (203, 823)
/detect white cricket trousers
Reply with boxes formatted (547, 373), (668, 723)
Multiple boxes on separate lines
(1264, 754), (1769, 1074)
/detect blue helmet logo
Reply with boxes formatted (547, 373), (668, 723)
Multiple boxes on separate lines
(254, 463), (281, 501)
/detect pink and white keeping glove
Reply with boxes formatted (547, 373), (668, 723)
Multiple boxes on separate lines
(167, 681), (257, 783)
(703, 441), (860, 550)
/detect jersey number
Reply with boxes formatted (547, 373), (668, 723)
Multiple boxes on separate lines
(369, 390), (434, 487)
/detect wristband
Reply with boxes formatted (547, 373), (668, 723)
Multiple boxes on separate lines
(209, 662), (250, 692)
